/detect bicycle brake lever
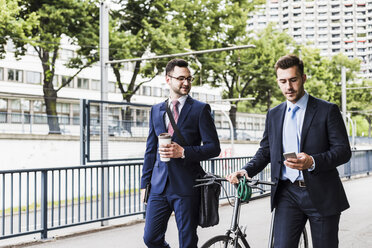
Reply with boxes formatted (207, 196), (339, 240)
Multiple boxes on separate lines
(250, 185), (265, 192)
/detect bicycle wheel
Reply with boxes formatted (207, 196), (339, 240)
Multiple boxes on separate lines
(298, 228), (309, 248)
(201, 235), (243, 248)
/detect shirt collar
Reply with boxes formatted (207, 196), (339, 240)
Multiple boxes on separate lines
(168, 95), (188, 107)
(286, 91), (309, 111)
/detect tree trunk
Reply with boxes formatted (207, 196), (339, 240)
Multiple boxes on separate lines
(229, 104), (237, 140)
(41, 50), (61, 134)
(267, 89), (272, 111)
(43, 92), (61, 134)
(366, 115), (371, 138)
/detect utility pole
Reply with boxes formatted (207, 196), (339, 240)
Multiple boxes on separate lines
(341, 66), (347, 127)
(100, 0), (109, 226)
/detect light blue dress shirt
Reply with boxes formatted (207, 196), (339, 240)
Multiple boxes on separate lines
(281, 91), (310, 181)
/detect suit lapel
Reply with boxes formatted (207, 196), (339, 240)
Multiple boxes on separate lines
(159, 101), (167, 132)
(300, 95), (317, 151)
(274, 102), (287, 155)
(177, 96), (193, 128)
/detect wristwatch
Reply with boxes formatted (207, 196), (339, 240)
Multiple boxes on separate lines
(181, 149), (185, 159)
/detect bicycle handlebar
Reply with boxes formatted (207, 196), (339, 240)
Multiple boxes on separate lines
(194, 175), (275, 187)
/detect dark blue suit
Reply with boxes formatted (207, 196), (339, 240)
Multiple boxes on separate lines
(243, 95), (351, 247)
(141, 96), (220, 248)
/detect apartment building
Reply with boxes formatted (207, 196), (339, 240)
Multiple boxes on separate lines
(248, 0), (372, 79)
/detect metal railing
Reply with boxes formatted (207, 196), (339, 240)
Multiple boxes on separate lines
(1, 150), (371, 241)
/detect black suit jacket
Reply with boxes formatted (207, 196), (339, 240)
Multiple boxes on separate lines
(243, 95), (351, 216)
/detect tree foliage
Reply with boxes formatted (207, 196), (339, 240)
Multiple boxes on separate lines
(2, 0), (100, 133)
(110, 0), (189, 103)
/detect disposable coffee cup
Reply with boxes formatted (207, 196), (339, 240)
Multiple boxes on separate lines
(158, 133), (172, 162)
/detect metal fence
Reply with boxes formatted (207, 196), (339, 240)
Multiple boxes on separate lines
(0, 150), (371, 241)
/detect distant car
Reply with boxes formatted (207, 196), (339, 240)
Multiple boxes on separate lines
(89, 125), (132, 137)
(236, 132), (252, 141)
(108, 125), (132, 137)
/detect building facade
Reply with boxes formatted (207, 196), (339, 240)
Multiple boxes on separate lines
(0, 41), (265, 139)
(248, 0), (372, 79)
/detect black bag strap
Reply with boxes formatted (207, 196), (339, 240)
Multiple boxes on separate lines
(166, 102), (188, 147)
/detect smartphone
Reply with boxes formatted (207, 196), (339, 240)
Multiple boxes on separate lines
(283, 152), (297, 160)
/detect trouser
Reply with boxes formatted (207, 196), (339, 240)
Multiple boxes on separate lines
(143, 188), (199, 248)
(274, 180), (340, 248)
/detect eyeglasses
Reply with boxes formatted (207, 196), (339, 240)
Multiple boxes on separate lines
(167, 75), (194, 83)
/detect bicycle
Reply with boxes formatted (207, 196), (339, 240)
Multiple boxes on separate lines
(195, 175), (309, 248)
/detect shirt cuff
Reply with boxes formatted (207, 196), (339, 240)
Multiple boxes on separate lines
(308, 156), (316, 171)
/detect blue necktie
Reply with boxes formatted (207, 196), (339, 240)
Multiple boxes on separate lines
(284, 105), (300, 182)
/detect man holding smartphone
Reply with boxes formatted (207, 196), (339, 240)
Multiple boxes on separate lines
(227, 55), (351, 248)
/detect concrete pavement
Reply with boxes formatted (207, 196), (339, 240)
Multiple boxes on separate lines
(4, 175), (372, 248)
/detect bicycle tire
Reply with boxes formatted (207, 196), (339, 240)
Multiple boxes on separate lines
(201, 235), (243, 248)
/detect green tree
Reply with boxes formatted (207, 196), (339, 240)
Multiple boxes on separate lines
(109, 0), (189, 103)
(347, 80), (372, 137)
(2, 0), (99, 134)
(170, 0), (266, 135)
(0, 0), (38, 58)
(109, 0), (190, 130)
(241, 24), (297, 113)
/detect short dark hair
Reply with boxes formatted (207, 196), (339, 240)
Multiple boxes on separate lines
(275, 55), (304, 76)
(165, 59), (189, 75)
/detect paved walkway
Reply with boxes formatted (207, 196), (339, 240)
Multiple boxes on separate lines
(3, 176), (372, 248)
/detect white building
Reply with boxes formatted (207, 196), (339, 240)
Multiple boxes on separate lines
(0, 40), (265, 139)
(248, 0), (372, 79)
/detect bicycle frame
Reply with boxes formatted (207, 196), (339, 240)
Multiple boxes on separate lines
(224, 187), (251, 248)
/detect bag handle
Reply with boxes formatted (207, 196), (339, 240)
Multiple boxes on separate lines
(166, 102), (188, 147)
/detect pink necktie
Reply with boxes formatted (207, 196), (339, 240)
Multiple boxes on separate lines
(168, 100), (179, 135)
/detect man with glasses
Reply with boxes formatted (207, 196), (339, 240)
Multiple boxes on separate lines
(141, 58), (221, 248)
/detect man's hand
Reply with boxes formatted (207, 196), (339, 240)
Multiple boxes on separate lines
(141, 188), (146, 204)
(284, 152), (313, 170)
(158, 142), (184, 159)
(226, 170), (249, 184)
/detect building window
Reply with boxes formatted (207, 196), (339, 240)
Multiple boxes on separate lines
(57, 102), (70, 124)
(33, 100), (47, 124)
(60, 49), (74, 60)
(0, 98), (7, 123)
(192, 92), (199, 99)
(142, 86), (152, 96)
(153, 87), (162, 97)
(199, 93), (207, 101)
(163, 88), (170, 97)
(136, 109), (148, 127)
(207, 94), (215, 102)
(77, 78), (89, 89)
(26, 71), (41, 84)
(109, 82), (116, 93)
(72, 104), (80, 125)
(0, 68), (3, 81)
(10, 99), (30, 123)
(8, 69), (23, 82)
(91, 80), (100, 90)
